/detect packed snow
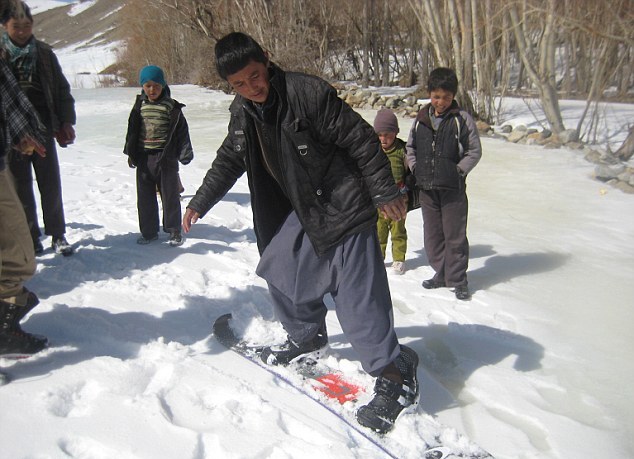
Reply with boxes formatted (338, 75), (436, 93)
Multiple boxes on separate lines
(1, 1), (633, 458)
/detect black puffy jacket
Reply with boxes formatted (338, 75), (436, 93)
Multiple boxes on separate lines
(187, 64), (399, 256)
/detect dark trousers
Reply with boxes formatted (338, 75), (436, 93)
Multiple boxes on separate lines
(256, 211), (401, 376)
(136, 154), (181, 237)
(8, 134), (65, 242)
(419, 187), (469, 286)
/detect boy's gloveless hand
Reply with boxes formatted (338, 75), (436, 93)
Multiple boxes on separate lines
(379, 196), (407, 221)
(15, 135), (46, 157)
(182, 208), (200, 233)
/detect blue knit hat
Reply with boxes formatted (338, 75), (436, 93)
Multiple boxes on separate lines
(139, 65), (166, 86)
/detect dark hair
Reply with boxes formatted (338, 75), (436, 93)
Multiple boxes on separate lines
(1, 1), (32, 24)
(215, 32), (268, 80)
(427, 67), (458, 95)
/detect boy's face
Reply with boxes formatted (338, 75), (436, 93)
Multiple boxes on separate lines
(430, 88), (455, 116)
(143, 81), (163, 102)
(377, 131), (397, 151)
(4, 17), (33, 47)
(226, 59), (270, 104)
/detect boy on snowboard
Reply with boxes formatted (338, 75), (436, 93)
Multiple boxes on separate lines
(184, 32), (419, 433)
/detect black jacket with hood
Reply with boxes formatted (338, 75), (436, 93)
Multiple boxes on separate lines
(187, 64), (399, 256)
(123, 86), (194, 168)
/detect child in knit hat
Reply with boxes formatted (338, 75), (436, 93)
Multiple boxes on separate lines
(373, 109), (408, 274)
(123, 65), (194, 246)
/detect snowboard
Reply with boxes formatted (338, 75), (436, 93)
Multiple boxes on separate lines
(212, 313), (494, 459)
(213, 313), (363, 404)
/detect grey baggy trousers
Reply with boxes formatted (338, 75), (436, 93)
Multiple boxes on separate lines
(419, 187), (469, 287)
(256, 211), (400, 376)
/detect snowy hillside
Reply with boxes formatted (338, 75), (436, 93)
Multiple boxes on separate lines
(27, 0), (124, 88)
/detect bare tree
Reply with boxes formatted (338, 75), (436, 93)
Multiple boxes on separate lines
(116, 0), (633, 135)
(615, 126), (634, 161)
(507, 0), (565, 133)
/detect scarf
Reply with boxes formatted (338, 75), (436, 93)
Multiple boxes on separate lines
(1, 32), (37, 83)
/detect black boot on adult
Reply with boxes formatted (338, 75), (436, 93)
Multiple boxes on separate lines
(0, 291), (48, 356)
(356, 345), (420, 434)
(260, 325), (328, 366)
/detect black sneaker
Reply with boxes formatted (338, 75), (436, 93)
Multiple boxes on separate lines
(260, 328), (328, 366)
(422, 279), (445, 289)
(136, 234), (158, 245)
(52, 236), (73, 256)
(356, 345), (419, 434)
(455, 285), (470, 300)
(34, 240), (44, 254)
(169, 230), (184, 247)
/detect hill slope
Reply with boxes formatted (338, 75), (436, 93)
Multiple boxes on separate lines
(31, 0), (124, 63)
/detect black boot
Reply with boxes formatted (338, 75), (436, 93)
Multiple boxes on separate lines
(260, 325), (328, 366)
(0, 293), (48, 356)
(52, 236), (73, 256)
(10, 289), (40, 326)
(356, 345), (420, 433)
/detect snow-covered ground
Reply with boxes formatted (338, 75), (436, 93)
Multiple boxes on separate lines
(0, 85), (632, 459)
(1, 1), (633, 458)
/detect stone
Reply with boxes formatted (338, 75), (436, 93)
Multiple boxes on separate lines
(385, 96), (400, 108)
(567, 142), (584, 150)
(476, 120), (491, 134)
(584, 149), (604, 165)
(507, 129), (528, 143)
(594, 164), (626, 181)
(558, 129), (579, 144)
(612, 180), (634, 194)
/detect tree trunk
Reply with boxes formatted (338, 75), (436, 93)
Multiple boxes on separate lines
(382, 0), (390, 85)
(362, 0), (370, 87)
(615, 126), (634, 161)
(508, 1), (565, 133)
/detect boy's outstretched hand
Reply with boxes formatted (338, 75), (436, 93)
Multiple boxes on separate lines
(182, 208), (200, 233)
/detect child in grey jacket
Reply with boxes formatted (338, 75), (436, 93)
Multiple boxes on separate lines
(406, 67), (482, 300)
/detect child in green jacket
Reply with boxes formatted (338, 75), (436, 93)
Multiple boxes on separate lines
(373, 109), (408, 274)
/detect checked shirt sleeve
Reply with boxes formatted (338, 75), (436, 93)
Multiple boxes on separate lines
(0, 59), (45, 150)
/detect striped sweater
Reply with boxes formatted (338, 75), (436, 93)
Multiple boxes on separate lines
(139, 97), (174, 152)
